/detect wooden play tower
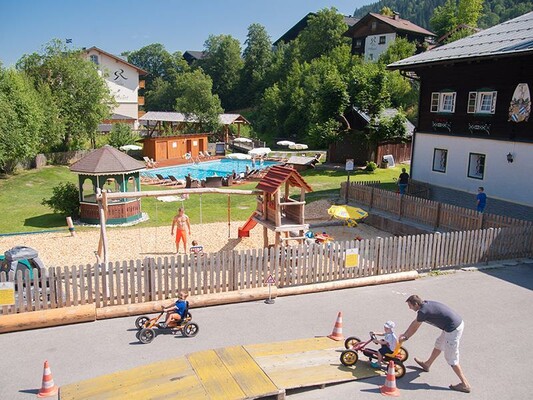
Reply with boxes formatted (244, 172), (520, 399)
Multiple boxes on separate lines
(238, 165), (313, 247)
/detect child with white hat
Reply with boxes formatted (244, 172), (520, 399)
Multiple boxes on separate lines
(371, 320), (398, 368)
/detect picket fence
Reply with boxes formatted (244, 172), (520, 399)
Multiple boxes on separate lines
(2, 225), (532, 315)
(342, 181), (533, 231)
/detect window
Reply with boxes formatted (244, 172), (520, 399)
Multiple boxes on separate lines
(468, 153), (485, 180)
(467, 91), (497, 114)
(89, 55), (99, 65)
(379, 36), (386, 44)
(371, 21), (377, 31)
(432, 149), (447, 173)
(430, 92), (456, 113)
(368, 53), (374, 61)
(355, 39), (362, 48)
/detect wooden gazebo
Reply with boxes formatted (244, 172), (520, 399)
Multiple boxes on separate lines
(70, 145), (145, 224)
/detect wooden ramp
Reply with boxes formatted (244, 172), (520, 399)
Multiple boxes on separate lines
(60, 337), (380, 400)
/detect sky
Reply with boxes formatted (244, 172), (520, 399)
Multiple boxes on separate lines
(0, 0), (371, 67)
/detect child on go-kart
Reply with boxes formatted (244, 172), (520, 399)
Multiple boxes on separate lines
(370, 320), (398, 368)
(161, 291), (189, 328)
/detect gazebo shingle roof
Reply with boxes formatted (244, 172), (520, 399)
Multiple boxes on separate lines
(70, 145), (145, 174)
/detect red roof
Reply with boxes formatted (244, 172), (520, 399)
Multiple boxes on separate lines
(255, 165), (313, 194)
(369, 13), (435, 36)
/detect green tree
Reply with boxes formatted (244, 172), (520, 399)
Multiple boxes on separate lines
(379, 37), (417, 65)
(380, 6), (395, 16)
(107, 123), (138, 148)
(457, 0), (484, 26)
(174, 69), (223, 133)
(199, 34), (243, 110)
(17, 40), (113, 150)
(297, 7), (351, 63)
(430, 0), (459, 38)
(0, 68), (44, 173)
(41, 182), (80, 218)
(126, 43), (188, 87)
(240, 23), (273, 107)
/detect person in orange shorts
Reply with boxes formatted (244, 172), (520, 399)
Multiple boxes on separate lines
(171, 207), (191, 254)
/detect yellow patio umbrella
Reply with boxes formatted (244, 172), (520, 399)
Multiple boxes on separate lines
(327, 205), (369, 227)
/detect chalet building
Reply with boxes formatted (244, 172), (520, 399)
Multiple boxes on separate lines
(273, 12), (358, 47)
(183, 50), (206, 65)
(345, 13), (435, 61)
(84, 47), (147, 130)
(388, 12), (533, 212)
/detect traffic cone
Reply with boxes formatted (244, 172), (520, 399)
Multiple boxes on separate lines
(380, 360), (401, 397)
(327, 311), (345, 341)
(37, 360), (58, 398)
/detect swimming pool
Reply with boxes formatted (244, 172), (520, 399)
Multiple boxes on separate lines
(142, 159), (279, 181)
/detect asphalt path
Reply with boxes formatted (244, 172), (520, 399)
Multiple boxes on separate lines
(1, 261), (532, 400)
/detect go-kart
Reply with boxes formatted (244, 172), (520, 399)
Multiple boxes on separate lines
(340, 332), (409, 378)
(135, 307), (199, 344)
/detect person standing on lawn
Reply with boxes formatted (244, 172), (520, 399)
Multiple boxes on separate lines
(400, 295), (472, 394)
(398, 168), (409, 195)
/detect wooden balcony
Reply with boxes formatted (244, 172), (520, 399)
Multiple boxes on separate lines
(139, 80), (145, 89)
(138, 96), (145, 106)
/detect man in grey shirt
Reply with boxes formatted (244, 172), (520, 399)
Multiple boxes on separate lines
(400, 295), (471, 393)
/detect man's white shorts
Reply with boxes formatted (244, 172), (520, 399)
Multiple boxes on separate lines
(434, 321), (464, 366)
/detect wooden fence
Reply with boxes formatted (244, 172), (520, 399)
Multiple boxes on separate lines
(2, 225), (532, 315)
(342, 181), (533, 232)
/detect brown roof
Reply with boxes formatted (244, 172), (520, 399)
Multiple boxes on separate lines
(70, 145), (145, 174)
(255, 165), (313, 194)
(345, 13), (435, 37)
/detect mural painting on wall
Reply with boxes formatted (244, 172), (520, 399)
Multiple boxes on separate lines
(508, 83), (531, 123)
(432, 118), (452, 132)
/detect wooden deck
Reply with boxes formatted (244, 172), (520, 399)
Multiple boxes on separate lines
(59, 337), (381, 400)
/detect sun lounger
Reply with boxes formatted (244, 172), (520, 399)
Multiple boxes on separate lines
(155, 174), (174, 185)
(168, 175), (186, 187)
(143, 156), (158, 168)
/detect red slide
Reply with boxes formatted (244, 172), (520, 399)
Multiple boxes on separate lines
(238, 212), (258, 238)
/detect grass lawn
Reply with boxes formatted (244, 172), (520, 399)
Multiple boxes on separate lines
(0, 163), (409, 234)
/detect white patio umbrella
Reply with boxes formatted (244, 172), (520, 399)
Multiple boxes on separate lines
(289, 143), (309, 150)
(248, 147), (272, 156)
(233, 137), (253, 143)
(226, 153), (252, 160)
(276, 140), (296, 146)
(119, 144), (143, 151)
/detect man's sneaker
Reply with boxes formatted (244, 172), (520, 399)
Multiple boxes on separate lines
(370, 361), (380, 368)
(159, 323), (167, 329)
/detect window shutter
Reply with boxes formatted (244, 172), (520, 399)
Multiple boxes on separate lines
(467, 92), (477, 113)
(490, 91), (497, 114)
(431, 93), (439, 112)
(450, 92), (456, 113)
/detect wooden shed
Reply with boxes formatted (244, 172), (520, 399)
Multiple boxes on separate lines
(141, 134), (209, 162)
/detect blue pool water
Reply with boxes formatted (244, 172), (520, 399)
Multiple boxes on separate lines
(142, 159), (279, 181)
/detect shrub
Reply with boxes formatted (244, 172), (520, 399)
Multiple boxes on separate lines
(365, 161), (377, 172)
(41, 182), (80, 218)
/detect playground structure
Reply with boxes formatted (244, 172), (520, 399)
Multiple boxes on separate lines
(238, 165), (313, 248)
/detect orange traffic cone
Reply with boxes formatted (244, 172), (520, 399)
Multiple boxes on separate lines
(327, 311), (345, 341)
(37, 360), (58, 398)
(380, 360), (401, 397)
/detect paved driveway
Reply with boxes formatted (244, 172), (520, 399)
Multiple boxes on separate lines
(1, 262), (532, 399)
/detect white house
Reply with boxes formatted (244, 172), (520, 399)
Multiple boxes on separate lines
(84, 46), (147, 130)
(388, 12), (533, 208)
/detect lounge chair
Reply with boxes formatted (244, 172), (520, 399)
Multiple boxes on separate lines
(185, 175), (202, 188)
(204, 150), (215, 159)
(155, 174), (174, 185)
(143, 156), (158, 168)
(168, 175), (186, 187)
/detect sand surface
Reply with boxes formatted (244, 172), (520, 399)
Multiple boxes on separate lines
(0, 200), (392, 268)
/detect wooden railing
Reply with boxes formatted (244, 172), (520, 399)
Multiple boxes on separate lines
(2, 225), (532, 315)
(341, 181), (533, 232)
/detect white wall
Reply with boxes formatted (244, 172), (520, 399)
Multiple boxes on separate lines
(412, 133), (533, 206)
(364, 33), (396, 61)
(86, 49), (140, 120)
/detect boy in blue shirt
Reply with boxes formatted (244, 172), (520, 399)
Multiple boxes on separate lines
(162, 291), (189, 328)
(476, 187), (487, 212)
